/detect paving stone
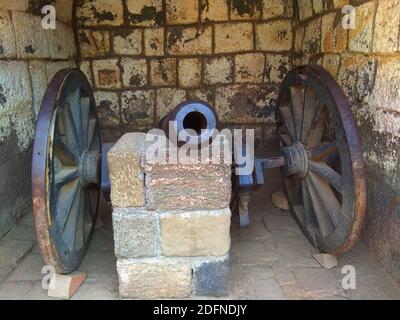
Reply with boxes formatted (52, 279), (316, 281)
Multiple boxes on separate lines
(7, 254), (44, 282)
(194, 258), (229, 297)
(0, 280), (39, 300)
(231, 221), (270, 241)
(0, 239), (34, 268)
(3, 222), (36, 243)
(71, 277), (119, 300)
(292, 267), (340, 295)
(79, 251), (118, 281)
(0, 265), (12, 283)
(230, 240), (280, 266)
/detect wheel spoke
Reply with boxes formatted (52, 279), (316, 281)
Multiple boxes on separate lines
(81, 97), (91, 149)
(301, 86), (321, 144)
(279, 106), (296, 142)
(56, 180), (79, 232)
(289, 85), (305, 140)
(307, 141), (338, 159)
(67, 88), (83, 147)
(74, 190), (86, 250)
(87, 119), (97, 150)
(279, 134), (292, 146)
(308, 172), (342, 228)
(55, 168), (79, 188)
(63, 187), (82, 251)
(309, 160), (342, 193)
(63, 104), (82, 154)
(54, 136), (77, 166)
(301, 180), (318, 231)
(305, 176), (335, 237)
(307, 107), (328, 149)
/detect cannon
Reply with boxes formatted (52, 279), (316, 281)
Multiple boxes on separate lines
(31, 65), (366, 273)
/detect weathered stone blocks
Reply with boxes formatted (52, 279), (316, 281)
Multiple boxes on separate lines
(167, 26), (212, 55)
(107, 133), (146, 207)
(166, 0), (198, 25)
(0, 10), (16, 58)
(93, 59), (121, 89)
(150, 58), (177, 86)
(113, 30), (142, 55)
(121, 58), (147, 88)
(93, 91), (120, 127)
(77, 0), (124, 26)
(178, 58), (202, 88)
(200, 0), (229, 21)
(113, 208), (157, 258)
(117, 259), (192, 298)
(256, 20), (293, 51)
(373, 0), (400, 53)
(194, 257), (229, 296)
(348, 2), (374, 53)
(126, 0), (164, 27)
(144, 28), (164, 56)
(215, 23), (253, 53)
(235, 53), (265, 83)
(160, 209), (231, 256)
(144, 162), (231, 210)
(204, 56), (233, 85)
(121, 90), (155, 127)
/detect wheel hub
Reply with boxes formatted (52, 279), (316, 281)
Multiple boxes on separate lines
(281, 141), (308, 178)
(79, 151), (101, 187)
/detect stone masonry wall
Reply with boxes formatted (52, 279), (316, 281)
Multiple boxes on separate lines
(0, 0), (76, 237)
(75, 0), (295, 145)
(108, 132), (232, 298)
(294, 0), (400, 284)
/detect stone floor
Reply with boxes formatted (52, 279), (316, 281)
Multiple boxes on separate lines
(0, 168), (400, 300)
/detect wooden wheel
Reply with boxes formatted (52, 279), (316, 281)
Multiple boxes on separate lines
(32, 69), (101, 273)
(276, 65), (367, 255)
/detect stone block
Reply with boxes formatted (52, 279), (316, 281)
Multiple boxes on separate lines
(79, 30), (110, 58)
(121, 58), (147, 88)
(121, 90), (155, 128)
(167, 26), (212, 55)
(126, 0), (164, 27)
(107, 133), (146, 207)
(264, 53), (291, 84)
(55, 0), (74, 23)
(0, 10), (16, 58)
(150, 58), (177, 86)
(144, 158), (231, 210)
(332, 0), (348, 8)
(302, 18), (321, 54)
(231, 0), (262, 20)
(235, 53), (265, 83)
(29, 61), (48, 116)
(348, 1), (374, 53)
(79, 60), (93, 87)
(194, 258), (229, 296)
(187, 88), (215, 105)
(12, 12), (49, 58)
(322, 54), (341, 78)
(117, 258), (192, 298)
(47, 22), (73, 60)
(160, 209), (231, 257)
(113, 29), (142, 55)
(215, 23), (253, 53)
(77, 0), (124, 26)
(0, 61), (32, 115)
(46, 61), (75, 82)
(156, 88), (187, 120)
(215, 84), (277, 123)
(255, 20), (293, 51)
(178, 58), (202, 88)
(93, 59), (121, 89)
(93, 91), (120, 127)
(263, 0), (293, 19)
(200, 0), (229, 21)
(166, 0), (198, 24)
(298, 0), (313, 21)
(312, 254), (338, 269)
(312, 0), (325, 14)
(0, 0), (28, 11)
(113, 208), (157, 258)
(321, 12), (347, 53)
(373, 0), (400, 53)
(144, 28), (164, 56)
(204, 56), (233, 85)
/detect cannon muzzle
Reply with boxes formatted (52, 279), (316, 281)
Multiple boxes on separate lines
(159, 100), (219, 146)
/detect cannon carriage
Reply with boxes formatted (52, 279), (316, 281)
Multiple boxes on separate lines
(31, 65), (366, 273)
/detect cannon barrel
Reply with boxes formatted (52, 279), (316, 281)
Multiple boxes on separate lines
(158, 100), (219, 146)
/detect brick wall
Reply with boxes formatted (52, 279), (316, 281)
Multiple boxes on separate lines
(0, 0), (76, 237)
(293, 0), (400, 284)
(75, 0), (295, 145)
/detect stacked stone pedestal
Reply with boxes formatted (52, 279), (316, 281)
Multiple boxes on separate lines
(108, 132), (232, 298)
